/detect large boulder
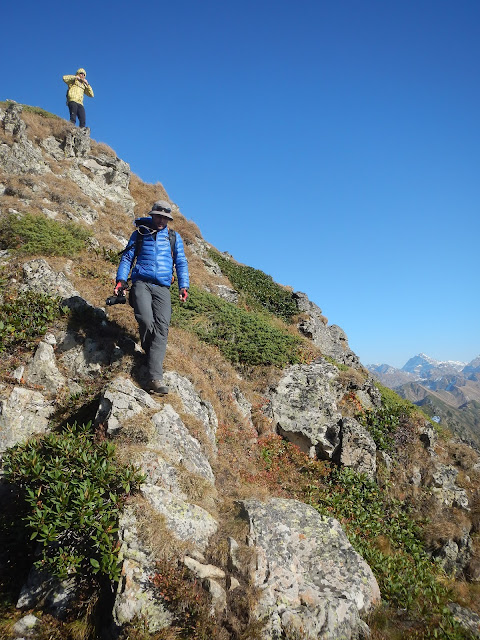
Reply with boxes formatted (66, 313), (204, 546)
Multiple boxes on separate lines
(141, 485), (218, 553)
(269, 361), (342, 459)
(147, 404), (215, 485)
(242, 498), (380, 640)
(25, 340), (67, 393)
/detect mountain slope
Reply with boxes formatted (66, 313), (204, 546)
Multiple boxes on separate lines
(1, 101), (480, 640)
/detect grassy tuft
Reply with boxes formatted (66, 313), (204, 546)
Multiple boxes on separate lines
(0, 212), (90, 256)
(171, 285), (302, 367)
(207, 249), (298, 321)
(0, 288), (67, 353)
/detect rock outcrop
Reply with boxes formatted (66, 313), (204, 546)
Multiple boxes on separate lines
(242, 498), (380, 639)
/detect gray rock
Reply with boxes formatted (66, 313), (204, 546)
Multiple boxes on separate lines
(0, 387), (54, 453)
(25, 341), (66, 393)
(340, 418), (376, 479)
(17, 568), (77, 619)
(0, 103), (48, 175)
(63, 127), (91, 158)
(448, 603), (480, 638)
(67, 154), (134, 215)
(163, 372), (218, 453)
(148, 404), (215, 484)
(293, 292), (360, 368)
(183, 556), (226, 580)
(215, 284), (239, 303)
(436, 531), (473, 576)
(141, 485), (218, 552)
(232, 386), (254, 426)
(41, 136), (65, 161)
(431, 464), (469, 510)
(228, 536), (242, 573)
(270, 362), (342, 459)
(241, 498), (380, 640)
(113, 507), (172, 633)
(206, 578), (227, 614)
(94, 376), (160, 435)
(135, 450), (187, 499)
(21, 259), (79, 299)
(419, 425), (438, 455)
(12, 614), (41, 637)
(59, 335), (115, 378)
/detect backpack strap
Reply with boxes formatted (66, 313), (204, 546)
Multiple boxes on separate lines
(168, 228), (176, 262)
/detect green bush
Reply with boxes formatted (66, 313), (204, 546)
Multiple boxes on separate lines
(359, 384), (415, 452)
(0, 289), (67, 353)
(308, 467), (443, 609)
(2, 422), (144, 582)
(0, 212), (90, 256)
(207, 249), (298, 321)
(171, 285), (302, 367)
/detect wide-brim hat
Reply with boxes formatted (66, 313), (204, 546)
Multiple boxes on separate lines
(148, 200), (173, 220)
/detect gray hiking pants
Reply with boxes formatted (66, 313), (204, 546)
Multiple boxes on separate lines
(130, 281), (171, 381)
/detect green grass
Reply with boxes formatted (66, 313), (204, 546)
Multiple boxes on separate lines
(0, 212), (90, 256)
(207, 249), (298, 321)
(171, 285), (303, 367)
(359, 383), (416, 452)
(0, 289), (68, 353)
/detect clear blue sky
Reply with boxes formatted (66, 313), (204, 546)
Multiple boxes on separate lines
(2, 0), (479, 368)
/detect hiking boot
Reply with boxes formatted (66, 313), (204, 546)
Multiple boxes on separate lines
(149, 379), (169, 395)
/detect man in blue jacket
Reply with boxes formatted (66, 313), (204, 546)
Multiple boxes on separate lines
(114, 200), (189, 395)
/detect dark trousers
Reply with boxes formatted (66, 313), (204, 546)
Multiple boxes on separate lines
(68, 101), (86, 128)
(130, 281), (172, 381)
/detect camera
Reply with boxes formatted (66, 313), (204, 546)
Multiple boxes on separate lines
(105, 295), (127, 306)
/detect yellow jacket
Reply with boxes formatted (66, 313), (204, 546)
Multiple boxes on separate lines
(63, 73), (94, 105)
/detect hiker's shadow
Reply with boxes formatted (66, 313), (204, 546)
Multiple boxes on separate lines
(60, 295), (148, 388)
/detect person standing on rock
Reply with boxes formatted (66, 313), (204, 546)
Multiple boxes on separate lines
(62, 68), (94, 129)
(114, 200), (189, 395)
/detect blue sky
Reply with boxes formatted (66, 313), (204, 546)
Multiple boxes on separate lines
(2, 0), (478, 368)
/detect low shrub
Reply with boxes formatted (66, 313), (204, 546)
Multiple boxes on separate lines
(207, 249), (298, 321)
(0, 289), (67, 353)
(171, 286), (302, 367)
(308, 467), (444, 610)
(0, 212), (90, 256)
(152, 558), (223, 639)
(359, 383), (415, 452)
(2, 422), (145, 582)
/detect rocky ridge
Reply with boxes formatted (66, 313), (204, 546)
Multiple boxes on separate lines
(1, 102), (480, 639)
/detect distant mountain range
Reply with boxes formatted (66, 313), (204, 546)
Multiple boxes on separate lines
(367, 353), (480, 448)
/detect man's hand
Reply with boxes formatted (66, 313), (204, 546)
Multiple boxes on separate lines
(114, 280), (126, 296)
(179, 288), (188, 303)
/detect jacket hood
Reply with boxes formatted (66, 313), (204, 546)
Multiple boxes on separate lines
(76, 68), (86, 76)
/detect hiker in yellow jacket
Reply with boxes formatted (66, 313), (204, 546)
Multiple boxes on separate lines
(62, 68), (94, 129)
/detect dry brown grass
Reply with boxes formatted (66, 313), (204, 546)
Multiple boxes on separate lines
(421, 502), (471, 550)
(22, 109), (70, 143)
(90, 140), (117, 157)
(131, 495), (194, 560)
(336, 366), (367, 390)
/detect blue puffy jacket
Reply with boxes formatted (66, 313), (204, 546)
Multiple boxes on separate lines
(116, 222), (189, 290)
